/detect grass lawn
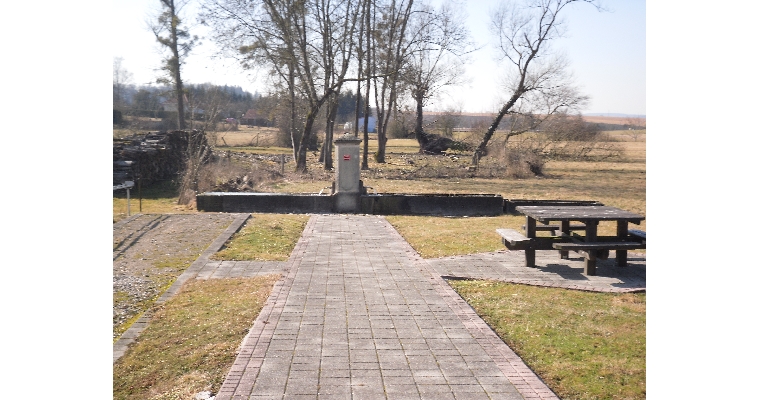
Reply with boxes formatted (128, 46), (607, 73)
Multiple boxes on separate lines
(386, 214), (524, 258)
(114, 214), (306, 397)
(450, 280), (646, 400)
(114, 127), (645, 398)
(113, 276), (279, 400)
(212, 213), (309, 261)
(113, 180), (193, 223)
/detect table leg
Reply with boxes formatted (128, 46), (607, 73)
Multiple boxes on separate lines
(584, 221), (598, 276)
(525, 216), (536, 268)
(585, 252), (597, 276)
(616, 220), (628, 267)
(558, 220), (570, 259)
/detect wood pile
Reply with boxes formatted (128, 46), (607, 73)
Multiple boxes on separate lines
(419, 133), (472, 155)
(113, 130), (210, 185)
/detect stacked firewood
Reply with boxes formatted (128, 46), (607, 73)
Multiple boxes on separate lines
(113, 130), (210, 185)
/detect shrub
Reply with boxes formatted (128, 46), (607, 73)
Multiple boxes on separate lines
(199, 158), (272, 193)
(544, 114), (601, 142)
(176, 130), (213, 205)
(431, 108), (461, 138)
(502, 147), (546, 178)
(483, 135), (547, 178)
(180, 152), (284, 203)
(113, 109), (123, 125)
(388, 110), (415, 139)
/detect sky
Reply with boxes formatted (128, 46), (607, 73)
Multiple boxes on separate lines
(113, 0), (645, 116)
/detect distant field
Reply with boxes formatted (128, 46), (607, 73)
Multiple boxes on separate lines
(214, 126), (281, 147)
(421, 112), (644, 127)
(582, 115), (646, 126)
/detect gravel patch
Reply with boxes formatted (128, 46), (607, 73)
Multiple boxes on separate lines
(113, 213), (238, 339)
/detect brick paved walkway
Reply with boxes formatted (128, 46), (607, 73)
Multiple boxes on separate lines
(216, 215), (564, 399)
(426, 250), (646, 293)
(114, 213), (646, 398)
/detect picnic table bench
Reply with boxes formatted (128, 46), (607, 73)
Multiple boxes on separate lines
(497, 205), (646, 276)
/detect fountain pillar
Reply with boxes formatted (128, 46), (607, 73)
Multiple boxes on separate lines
(333, 133), (363, 213)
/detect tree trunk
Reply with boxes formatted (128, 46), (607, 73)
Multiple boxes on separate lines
(414, 93), (427, 149)
(166, 0), (185, 130)
(296, 92), (332, 172)
(353, 91), (362, 137)
(324, 95), (339, 170)
(319, 97), (333, 164)
(296, 113), (315, 172)
(373, 77), (387, 163)
(376, 109), (387, 163)
(362, 1), (372, 170)
(175, 76), (185, 130)
(471, 89), (524, 165)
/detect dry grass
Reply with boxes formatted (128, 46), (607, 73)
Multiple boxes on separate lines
(387, 215), (524, 258)
(215, 126), (281, 147)
(450, 280), (646, 400)
(114, 134), (644, 240)
(113, 276), (279, 400)
(112, 128), (645, 399)
(113, 181), (196, 223)
(277, 133), (645, 246)
(113, 197), (196, 223)
(378, 133), (644, 257)
(216, 146), (294, 155)
(212, 214), (310, 261)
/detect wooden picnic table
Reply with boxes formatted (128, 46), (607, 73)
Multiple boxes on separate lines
(510, 205), (645, 276)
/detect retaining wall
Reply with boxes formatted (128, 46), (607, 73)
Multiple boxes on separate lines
(197, 192), (602, 216)
(196, 193), (333, 214)
(196, 192), (504, 216)
(361, 194), (503, 216)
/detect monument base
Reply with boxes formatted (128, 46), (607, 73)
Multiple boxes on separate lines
(334, 192), (361, 213)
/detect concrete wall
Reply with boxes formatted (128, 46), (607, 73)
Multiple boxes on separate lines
(197, 192), (609, 217)
(197, 192), (333, 213)
(197, 192), (503, 216)
(361, 194), (503, 216)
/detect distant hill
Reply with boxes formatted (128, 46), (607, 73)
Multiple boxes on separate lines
(421, 111), (645, 130)
(583, 113), (646, 119)
(581, 115), (646, 129)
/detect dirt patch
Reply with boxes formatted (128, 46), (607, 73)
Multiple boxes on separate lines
(113, 213), (238, 339)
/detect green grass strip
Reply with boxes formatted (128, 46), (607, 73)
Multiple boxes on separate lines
(449, 280), (645, 400)
(212, 214), (309, 261)
(113, 276), (279, 400)
(386, 215), (524, 258)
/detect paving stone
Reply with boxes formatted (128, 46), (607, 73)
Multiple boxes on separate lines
(212, 215), (646, 399)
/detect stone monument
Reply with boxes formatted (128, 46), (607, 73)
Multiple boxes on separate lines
(333, 133), (363, 213)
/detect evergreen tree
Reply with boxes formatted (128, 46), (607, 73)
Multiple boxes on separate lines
(151, 0), (197, 130)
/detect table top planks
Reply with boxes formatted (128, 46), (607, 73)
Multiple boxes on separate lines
(515, 205), (645, 224)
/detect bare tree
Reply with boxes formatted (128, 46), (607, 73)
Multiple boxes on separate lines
(433, 106), (461, 138)
(186, 85), (230, 134)
(361, 0), (374, 170)
(151, 0), (197, 130)
(470, 0), (599, 166)
(402, 0), (473, 152)
(351, 0), (365, 143)
(113, 57), (133, 110)
(201, 0), (362, 172)
(624, 116), (645, 141)
(177, 129), (213, 205)
(311, 0), (370, 171)
(371, 0), (415, 163)
(480, 55), (589, 159)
